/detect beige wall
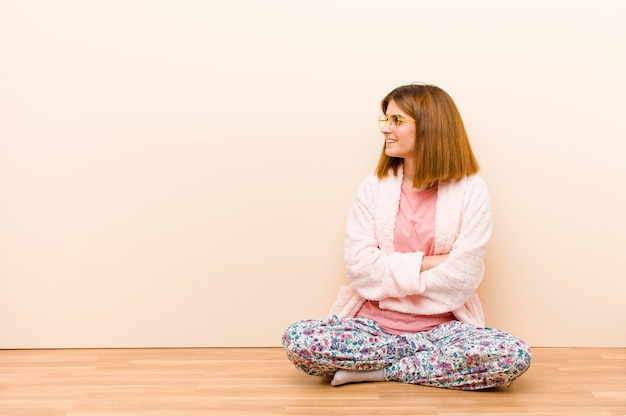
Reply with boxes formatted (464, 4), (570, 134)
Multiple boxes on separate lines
(1, 1), (625, 348)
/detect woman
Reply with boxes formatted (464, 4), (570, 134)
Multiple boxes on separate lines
(282, 83), (531, 389)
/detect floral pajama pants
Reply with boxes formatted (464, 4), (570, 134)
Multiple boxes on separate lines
(282, 315), (531, 390)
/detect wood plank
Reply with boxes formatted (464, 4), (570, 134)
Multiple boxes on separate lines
(0, 347), (624, 415)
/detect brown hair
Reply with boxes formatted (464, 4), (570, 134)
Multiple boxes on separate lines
(375, 84), (479, 186)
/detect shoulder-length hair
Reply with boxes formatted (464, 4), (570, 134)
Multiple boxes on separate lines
(375, 84), (479, 186)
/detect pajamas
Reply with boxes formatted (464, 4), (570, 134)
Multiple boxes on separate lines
(282, 316), (531, 390)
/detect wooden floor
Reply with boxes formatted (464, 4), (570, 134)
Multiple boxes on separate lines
(0, 347), (624, 416)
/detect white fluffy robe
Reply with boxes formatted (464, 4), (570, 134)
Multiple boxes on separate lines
(330, 168), (492, 327)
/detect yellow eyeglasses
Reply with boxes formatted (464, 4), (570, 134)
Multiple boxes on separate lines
(378, 114), (416, 131)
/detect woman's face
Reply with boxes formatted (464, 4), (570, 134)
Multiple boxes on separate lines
(382, 100), (416, 161)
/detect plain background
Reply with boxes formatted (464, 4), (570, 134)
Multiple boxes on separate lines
(1, 0), (625, 348)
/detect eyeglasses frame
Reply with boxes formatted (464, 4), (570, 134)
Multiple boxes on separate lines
(378, 114), (416, 131)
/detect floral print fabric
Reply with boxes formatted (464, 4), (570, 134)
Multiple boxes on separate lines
(282, 316), (531, 390)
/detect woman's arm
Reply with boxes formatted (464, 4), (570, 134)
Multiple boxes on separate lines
(420, 254), (449, 272)
(344, 177), (426, 301)
(399, 177), (492, 313)
(346, 175), (491, 312)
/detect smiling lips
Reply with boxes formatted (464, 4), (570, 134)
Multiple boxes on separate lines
(386, 139), (398, 144)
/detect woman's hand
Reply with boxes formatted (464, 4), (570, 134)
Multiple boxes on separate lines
(420, 254), (449, 272)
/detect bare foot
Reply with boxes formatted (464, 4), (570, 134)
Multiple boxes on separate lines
(330, 369), (384, 386)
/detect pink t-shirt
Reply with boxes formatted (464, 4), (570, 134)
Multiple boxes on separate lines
(356, 184), (456, 334)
